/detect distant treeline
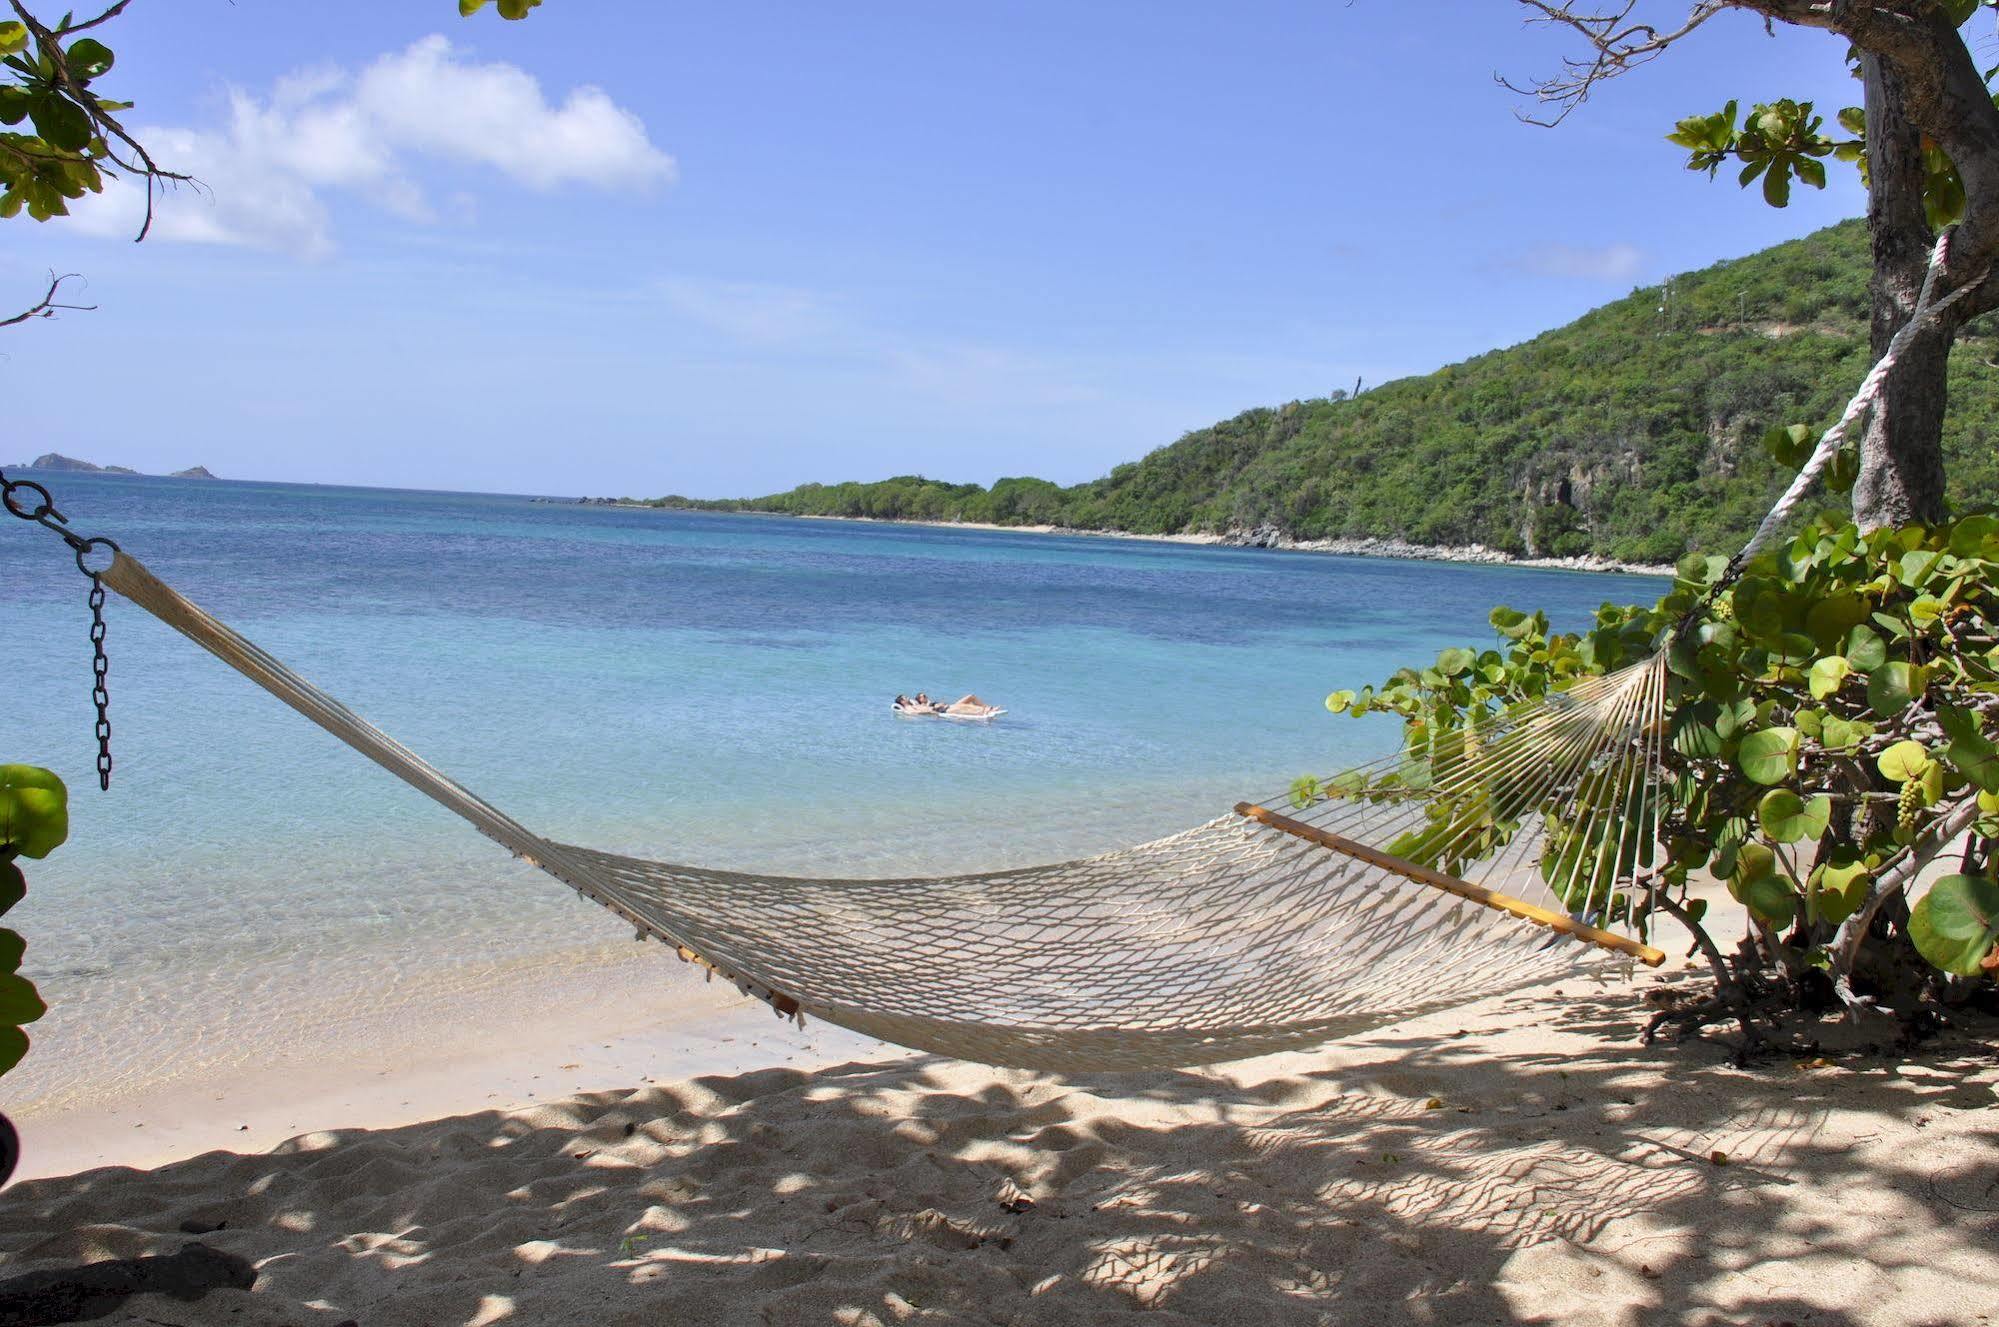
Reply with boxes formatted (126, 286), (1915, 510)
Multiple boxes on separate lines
(636, 221), (1999, 564)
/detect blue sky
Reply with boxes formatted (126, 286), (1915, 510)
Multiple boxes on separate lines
(2, 2), (1867, 496)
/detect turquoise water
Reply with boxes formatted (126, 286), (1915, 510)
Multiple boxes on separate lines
(1, 473), (1660, 1100)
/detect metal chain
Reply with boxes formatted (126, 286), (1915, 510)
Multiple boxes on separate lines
(1, 466), (120, 790)
(88, 573), (112, 789)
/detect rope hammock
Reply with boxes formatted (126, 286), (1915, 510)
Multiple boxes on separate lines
(3, 236), (1972, 1073)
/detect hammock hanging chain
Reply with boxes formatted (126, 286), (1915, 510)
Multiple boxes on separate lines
(1, 466), (120, 789)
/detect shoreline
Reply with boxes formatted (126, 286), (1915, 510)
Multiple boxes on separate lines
(8, 938), (898, 1182)
(582, 502), (1676, 577)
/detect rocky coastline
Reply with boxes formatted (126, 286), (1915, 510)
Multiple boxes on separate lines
(574, 501), (1673, 577)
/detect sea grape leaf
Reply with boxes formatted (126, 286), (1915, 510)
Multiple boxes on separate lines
(1758, 789), (1830, 844)
(1866, 661), (1926, 715)
(1810, 858), (1870, 924)
(1739, 727), (1800, 785)
(1819, 714), (1871, 752)
(1938, 704), (1999, 793)
(1877, 740), (1934, 784)
(0, 766), (66, 861)
(0, 1025), (24, 1077)
(1729, 843), (1797, 923)
(1949, 513), (1999, 558)
(0, 972), (43, 1025)
(1808, 655), (1851, 699)
(1845, 625), (1888, 673)
(1909, 874), (1999, 976)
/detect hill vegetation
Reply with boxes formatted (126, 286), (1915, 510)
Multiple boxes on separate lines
(638, 221), (1999, 563)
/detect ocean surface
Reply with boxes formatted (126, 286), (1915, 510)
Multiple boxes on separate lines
(0, 473), (1660, 1107)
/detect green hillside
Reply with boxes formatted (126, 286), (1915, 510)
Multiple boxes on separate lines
(644, 220), (1999, 563)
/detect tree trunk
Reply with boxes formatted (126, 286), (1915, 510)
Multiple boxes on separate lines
(1853, 52), (1953, 530)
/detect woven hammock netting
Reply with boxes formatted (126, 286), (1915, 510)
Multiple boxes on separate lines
(97, 554), (1667, 1072)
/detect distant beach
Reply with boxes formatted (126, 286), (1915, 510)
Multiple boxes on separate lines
(584, 501), (1678, 577)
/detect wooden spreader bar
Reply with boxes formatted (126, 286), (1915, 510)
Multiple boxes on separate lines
(1234, 803), (1667, 968)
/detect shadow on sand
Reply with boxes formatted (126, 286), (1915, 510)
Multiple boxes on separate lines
(0, 991), (1994, 1326)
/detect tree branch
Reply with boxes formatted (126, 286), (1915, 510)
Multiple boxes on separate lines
(1500, 2), (1730, 125)
(50, 1), (135, 37)
(0, 271), (91, 328)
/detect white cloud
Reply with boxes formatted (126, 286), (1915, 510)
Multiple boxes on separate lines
(1513, 241), (1645, 282)
(73, 35), (674, 258)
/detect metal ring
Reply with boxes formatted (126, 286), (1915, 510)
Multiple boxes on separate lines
(73, 536), (120, 577)
(0, 480), (57, 523)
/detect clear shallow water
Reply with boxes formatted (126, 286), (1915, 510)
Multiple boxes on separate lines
(0, 474), (1661, 1102)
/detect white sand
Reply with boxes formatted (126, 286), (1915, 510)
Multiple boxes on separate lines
(6, 941), (892, 1182)
(3, 962), (1994, 1326)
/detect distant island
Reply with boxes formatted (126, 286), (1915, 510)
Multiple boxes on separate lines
(603, 219), (1999, 566)
(7, 453), (219, 480)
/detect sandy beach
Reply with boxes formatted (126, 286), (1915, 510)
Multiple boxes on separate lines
(585, 504), (1679, 578)
(3, 951), (1993, 1327)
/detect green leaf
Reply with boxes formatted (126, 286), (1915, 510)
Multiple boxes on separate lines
(1435, 647), (1475, 677)
(1325, 689), (1356, 714)
(1939, 704), (1999, 793)
(0, 971), (43, 1025)
(1810, 858), (1871, 924)
(64, 37), (112, 81)
(0, 928), (20, 972)
(1729, 843), (1797, 923)
(1762, 423), (1815, 470)
(1808, 655), (1851, 700)
(1948, 513), (1999, 558)
(1908, 874), (1999, 976)
(0, 21), (25, 56)
(1762, 157), (1792, 207)
(1845, 625), (1888, 673)
(0, 1024), (24, 1077)
(1877, 740), (1934, 784)
(1805, 594), (1868, 649)
(1819, 714), (1872, 752)
(1758, 789), (1830, 844)
(1731, 577), (1790, 640)
(0, 765), (67, 860)
(1489, 606), (1541, 641)
(1866, 661), (1927, 715)
(27, 93), (91, 153)
(1738, 727), (1800, 785)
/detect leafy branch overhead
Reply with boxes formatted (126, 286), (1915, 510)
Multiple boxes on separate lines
(457, 0), (544, 17)
(0, 2), (189, 233)
(1667, 96), (1971, 224)
(1511, 1), (1999, 230)
(0, 0), (541, 240)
